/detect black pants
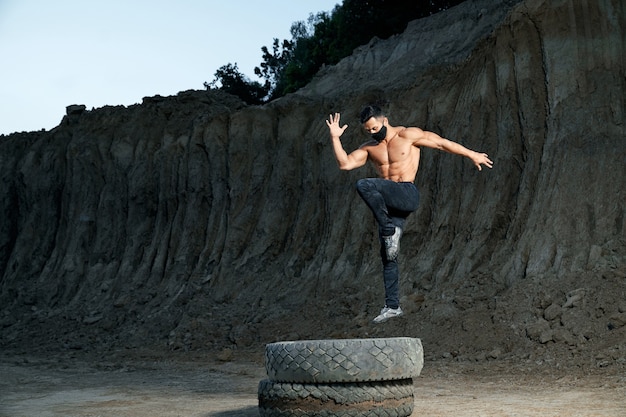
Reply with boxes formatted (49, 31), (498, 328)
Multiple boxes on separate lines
(356, 178), (420, 309)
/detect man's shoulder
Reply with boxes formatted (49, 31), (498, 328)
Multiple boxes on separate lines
(397, 126), (424, 138)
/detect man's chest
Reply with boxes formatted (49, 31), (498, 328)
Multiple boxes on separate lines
(369, 142), (418, 165)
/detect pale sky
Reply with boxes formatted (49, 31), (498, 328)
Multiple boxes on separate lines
(0, 0), (339, 135)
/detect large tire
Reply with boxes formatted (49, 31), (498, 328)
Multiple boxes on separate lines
(265, 337), (423, 383)
(258, 378), (414, 417)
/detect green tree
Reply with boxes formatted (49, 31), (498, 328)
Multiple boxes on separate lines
(205, 63), (269, 105)
(255, 38), (294, 91)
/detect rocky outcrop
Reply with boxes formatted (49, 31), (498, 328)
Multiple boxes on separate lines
(1, 0), (625, 365)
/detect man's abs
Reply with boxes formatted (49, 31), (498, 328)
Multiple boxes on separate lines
(376, 158), (419, 182)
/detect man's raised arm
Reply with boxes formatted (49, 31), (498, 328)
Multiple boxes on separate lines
(326, 113), (368, 171)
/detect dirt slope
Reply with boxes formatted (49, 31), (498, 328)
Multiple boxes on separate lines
(1, 0), (625, 373)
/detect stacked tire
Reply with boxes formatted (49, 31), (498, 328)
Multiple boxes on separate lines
(258, 337), (423, 417)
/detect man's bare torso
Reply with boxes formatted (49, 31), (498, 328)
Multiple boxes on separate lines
(361, 127), (421, 183)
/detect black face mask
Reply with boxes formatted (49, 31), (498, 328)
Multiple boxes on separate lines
(371, 124), (387, 142)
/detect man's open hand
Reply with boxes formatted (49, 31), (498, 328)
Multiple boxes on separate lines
(326, 113), (348, 138)
(472, 152), (494, 171)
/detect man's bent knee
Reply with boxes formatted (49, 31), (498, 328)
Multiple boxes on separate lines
(356, 178), (375, 195)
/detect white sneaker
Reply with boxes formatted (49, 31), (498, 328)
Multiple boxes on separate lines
(373, 306), (403, 323)
(382, 226), (402, 261)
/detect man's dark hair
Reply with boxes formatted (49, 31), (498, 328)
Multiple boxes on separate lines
(359, 105), (385, 124)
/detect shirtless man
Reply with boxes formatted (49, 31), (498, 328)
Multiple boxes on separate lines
(326, 105), (493, 323)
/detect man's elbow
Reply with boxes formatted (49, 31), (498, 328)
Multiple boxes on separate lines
(335, 159), (353, 170)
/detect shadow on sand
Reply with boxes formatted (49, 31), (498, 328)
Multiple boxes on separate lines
(207, 405), (259, 416)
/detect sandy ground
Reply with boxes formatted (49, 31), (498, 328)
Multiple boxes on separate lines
(1, 350), (625, 417)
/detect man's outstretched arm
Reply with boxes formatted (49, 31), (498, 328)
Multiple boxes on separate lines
(409, 128), (493, 171)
